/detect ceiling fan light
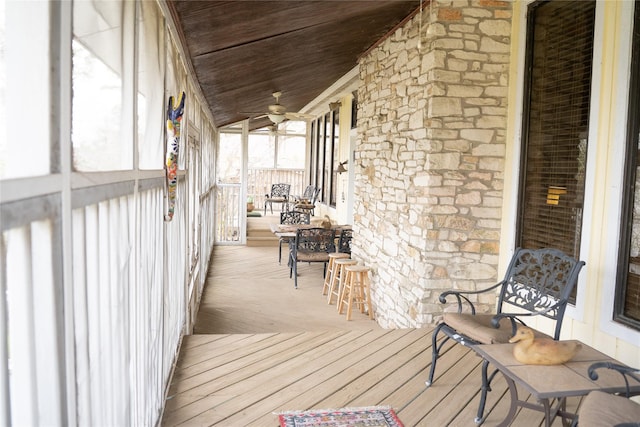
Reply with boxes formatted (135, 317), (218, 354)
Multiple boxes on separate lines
(268, 113), (286, 124)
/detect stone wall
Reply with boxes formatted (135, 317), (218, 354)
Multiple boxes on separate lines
(353, 0), (512, 328)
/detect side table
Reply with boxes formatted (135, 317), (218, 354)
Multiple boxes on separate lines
(474, 342), (640, 426)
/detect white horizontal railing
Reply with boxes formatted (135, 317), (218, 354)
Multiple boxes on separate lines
(248, 168), (306, 211)
(1, 170), (216, 425)
(216, 169), (306, 244)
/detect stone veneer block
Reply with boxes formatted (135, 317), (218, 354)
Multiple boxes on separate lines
(355, 0), (511, 329)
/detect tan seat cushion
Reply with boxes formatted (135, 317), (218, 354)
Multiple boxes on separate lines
(578, 390), (640, 427)
(442, 313), (551, 344)
(295, 251), (330, 262)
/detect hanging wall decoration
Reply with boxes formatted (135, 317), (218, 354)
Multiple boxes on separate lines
(164, 91), (186, 222)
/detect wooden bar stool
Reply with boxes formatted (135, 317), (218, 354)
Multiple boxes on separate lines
(322, 252), (350, 297)
(328, 258), (357, 305)
(338, 265), (373, 321)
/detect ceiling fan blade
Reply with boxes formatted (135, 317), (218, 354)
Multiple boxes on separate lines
(240, 92), (310, 125)
(285, 112), (314, 120)
(238, 112), (268, 120)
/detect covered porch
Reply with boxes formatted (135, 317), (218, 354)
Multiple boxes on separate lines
(161, 245), (581, 426)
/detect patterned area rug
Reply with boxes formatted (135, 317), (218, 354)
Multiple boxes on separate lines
(277, 406), (404, 427)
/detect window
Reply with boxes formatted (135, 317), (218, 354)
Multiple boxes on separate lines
(315, 118), (322, 188)
(72, 0), (135, 171)
(517, 1), (595, 264)
(330, 109), (339, 207)
(247, 121), (306, 169)
(276, 121), (306, 169)
(351, 91), (358, 130)
(616, 3), (640, 329)
(314, 116), (326, 198)
(309, 111), (346, 205)
(137, 0), (166, 170)
(1, 1), (52, 179)
(309, 111), (340, 206)
(309, 121), (317, 186)
(248, 132), (275, 168)
(322, 113), (331, 203)
(218, 131), (242, 183)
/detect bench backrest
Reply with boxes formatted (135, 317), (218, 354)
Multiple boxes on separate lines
(280, 210), (310, 225)
(270, 183), (290, 198)
(497, 247), (585, 340)
(293, 228), (336, 254)
(301, 185), (316, 200)
(337, 229), (353, 254)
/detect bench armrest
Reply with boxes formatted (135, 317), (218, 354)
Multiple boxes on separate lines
(490, 297), (573, 336)
(438, 281), (505, 315)
(588, 362), (640, 398)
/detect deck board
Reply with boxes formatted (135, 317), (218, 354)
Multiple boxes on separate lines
(162, 245), (579, 426)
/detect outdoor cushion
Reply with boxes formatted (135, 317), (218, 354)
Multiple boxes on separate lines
(442, 313), (551, 344)
(296, 251), (330, 262)
(578, 390), (640, 427)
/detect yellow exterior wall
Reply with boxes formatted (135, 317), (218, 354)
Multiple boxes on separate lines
(503, 0), (640, 367)
(335, 93), (354, 226)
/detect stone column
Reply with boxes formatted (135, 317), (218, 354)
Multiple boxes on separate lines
(354, 0), (512, 328)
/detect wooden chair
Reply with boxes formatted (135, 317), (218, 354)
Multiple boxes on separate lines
(571, 362), (640, 426)
(288, 228), (336, 289)
(426, 247), (585, 424)
(278, 210), (310, 264)
(264, 183), (291, 214)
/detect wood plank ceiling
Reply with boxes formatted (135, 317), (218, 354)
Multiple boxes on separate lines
(167, 1), (419, 129)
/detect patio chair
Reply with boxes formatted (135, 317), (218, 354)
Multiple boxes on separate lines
(337, 229), (353, 254)
(425, 247), (585, 424)
(288, 227), (336, 289)
(571, 362), (640, 426)
(293, 185), (316, 203)
(264, 183), (291, 215)
(278, 210), (310, 264)
(294, 187), (321, 216)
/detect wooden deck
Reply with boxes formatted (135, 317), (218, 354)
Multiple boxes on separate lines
(161, 244), (581, 426)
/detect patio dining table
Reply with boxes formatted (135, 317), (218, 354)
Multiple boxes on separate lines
(474, 341), (640, 426)
(269, 223), (352, 238)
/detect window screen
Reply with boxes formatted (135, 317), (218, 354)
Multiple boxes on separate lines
(517, 0), (596, 259)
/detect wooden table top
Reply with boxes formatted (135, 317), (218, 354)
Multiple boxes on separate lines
(474, 342), (640, 399)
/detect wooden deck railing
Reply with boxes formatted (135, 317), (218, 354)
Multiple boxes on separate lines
(248, 168), (306, 209)
(215, 169), (306, 243)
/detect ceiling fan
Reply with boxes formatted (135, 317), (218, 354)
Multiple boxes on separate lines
(242, 91), (314, 125)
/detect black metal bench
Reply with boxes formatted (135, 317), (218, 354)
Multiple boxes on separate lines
(426, 247), (585, 424)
